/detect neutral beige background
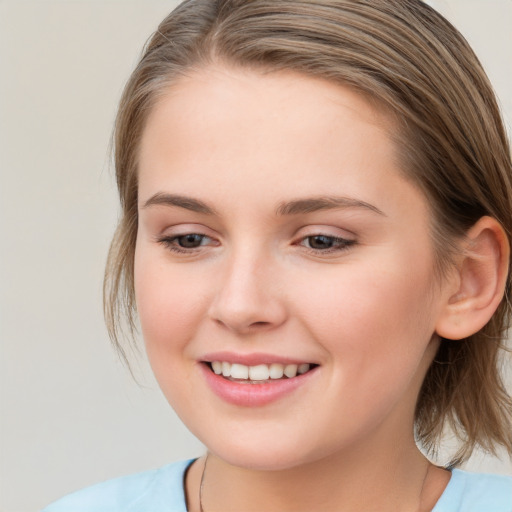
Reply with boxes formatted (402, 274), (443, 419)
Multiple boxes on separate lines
(0, 1), (511, 511)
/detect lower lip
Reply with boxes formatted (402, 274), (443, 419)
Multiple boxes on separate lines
(199, 363), (318, 407)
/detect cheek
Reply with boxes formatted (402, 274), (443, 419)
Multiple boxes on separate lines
(291, 266), (437, 434)
(134, 249), (213, 410)
(289, 257), (437, 381)
(134, 247), (208, 358)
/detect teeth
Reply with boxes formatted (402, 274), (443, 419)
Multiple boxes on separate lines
(249, 364), (270, 381)
(222, 361), (231, 377)
(230, 363), (249, 379)
(298, 363), (310, 374)
(210, 361), (313, 380)
(284, 364), (298, 378)
(269, 363), (284, 379)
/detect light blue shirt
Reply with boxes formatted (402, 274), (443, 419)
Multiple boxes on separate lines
(42, 459), (512, 511)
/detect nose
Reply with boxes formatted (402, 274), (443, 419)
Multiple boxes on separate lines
(208, 247), (287, 335)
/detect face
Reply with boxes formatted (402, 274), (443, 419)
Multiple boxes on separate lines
(135, 66), (452, 470)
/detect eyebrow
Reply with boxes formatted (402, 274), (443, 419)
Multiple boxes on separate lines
(276, 196), (385, 216)
(141, 192), (385, 217)
(142, 193), (217, 215)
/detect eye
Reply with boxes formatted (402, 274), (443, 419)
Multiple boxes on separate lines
(157, 233), (216, 253)
(300, 234), (355, 253)
(174, 234), (208, 248)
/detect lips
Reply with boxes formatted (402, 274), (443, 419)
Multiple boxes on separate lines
(199, 353), (319, 406)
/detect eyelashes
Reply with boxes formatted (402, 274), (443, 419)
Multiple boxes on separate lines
(299, 235), (355, 253)
(157, 234), (217, 254)
(157, 233), (356, 256)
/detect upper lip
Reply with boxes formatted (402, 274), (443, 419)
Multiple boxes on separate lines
(200, 351), (317, 366)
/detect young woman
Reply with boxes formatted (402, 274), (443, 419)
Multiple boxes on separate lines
(44, 1), (512, 510)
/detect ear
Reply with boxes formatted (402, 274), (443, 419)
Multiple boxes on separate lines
(435, 216), (510, 340)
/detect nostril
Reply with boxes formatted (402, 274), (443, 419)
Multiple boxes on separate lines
(213, 317), (273, 333)
(249, 321), (271, 328)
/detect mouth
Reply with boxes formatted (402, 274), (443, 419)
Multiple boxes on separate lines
(200, 357), (320, 406)
(204, 361), (319, 383)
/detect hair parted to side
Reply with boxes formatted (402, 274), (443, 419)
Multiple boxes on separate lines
(104, 0), (512, 466)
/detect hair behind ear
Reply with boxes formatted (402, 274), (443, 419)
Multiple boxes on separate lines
(416, 336), (512, 466)
(416, 216), (512, 466)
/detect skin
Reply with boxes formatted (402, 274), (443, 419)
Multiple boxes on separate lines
(135, 65), (456, 511)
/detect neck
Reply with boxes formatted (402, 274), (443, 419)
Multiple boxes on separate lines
(187, 432), (445, 512)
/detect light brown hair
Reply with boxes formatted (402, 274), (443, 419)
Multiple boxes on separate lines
(104, 0), (512, 466)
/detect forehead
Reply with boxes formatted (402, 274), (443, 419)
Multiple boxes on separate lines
(142, 65), (395, 150)
(137, 65), (421, 220)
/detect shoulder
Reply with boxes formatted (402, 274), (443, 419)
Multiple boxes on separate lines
(41, 459), (195, 512)
(433, 469), (512, 512)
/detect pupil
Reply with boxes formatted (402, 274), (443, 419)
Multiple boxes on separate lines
(309, 235), (333, 249)
(179, 234), (202, 248)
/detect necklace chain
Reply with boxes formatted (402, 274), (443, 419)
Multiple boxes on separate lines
(198, 452), (209, 512)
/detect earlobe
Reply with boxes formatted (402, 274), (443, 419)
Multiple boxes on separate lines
(435, 216), (510, 340)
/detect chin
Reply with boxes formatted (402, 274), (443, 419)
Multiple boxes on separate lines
(214, 447), (310, 471)
(199, 429), (334, 472)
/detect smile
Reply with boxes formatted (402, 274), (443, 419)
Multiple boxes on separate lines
(200, 359), (319, 407)
(209, 361), (313, 381)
